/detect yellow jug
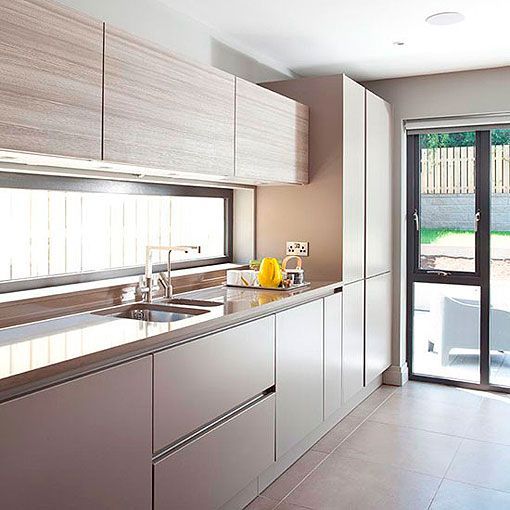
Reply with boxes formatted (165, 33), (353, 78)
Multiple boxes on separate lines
(258, 258), (283, 288)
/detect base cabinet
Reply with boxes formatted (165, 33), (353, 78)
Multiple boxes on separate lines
(324, 292), (343, 418)
(0, 358), (152, 510)
(153, 316), (274, 451)
(276, 300), (323, 458)
(365, 272), (392, 385)
(342, 280), (365, 403)
(154, 394), (275, 510)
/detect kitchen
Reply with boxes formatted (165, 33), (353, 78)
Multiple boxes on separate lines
(1, 1), (509, 509)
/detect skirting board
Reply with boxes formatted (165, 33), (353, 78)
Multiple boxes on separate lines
(383, 363), (409, 386)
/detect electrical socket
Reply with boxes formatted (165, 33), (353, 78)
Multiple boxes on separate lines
(286, 241), (309, 257)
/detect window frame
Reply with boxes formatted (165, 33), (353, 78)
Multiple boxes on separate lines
(0, 172), (233, 293)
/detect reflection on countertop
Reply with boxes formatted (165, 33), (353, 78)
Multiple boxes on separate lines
(0, 282), (341, 401)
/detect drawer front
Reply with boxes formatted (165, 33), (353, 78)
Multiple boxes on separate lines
(154, 316), (275, 451)
(154, 394), (275, 510)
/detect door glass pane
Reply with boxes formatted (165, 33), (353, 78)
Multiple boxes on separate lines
(489, 129), (510, 386)
(418, 132), (477, 273)
(412, 282), (480, 383)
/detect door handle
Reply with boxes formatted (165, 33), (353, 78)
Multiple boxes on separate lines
(426, 270), (449, 276)
(413, 209), (420, 232)
(474, 210), (481, 233)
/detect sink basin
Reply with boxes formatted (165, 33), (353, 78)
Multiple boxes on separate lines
(94, 303), (208, 323)
(163, 298), (223, 307)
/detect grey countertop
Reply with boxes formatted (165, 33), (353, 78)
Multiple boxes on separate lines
(0, 281), (342, 402)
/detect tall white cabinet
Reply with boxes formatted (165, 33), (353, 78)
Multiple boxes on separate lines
(342, 77), (392, 402)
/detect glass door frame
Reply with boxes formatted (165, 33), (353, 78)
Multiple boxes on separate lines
(406, 130), (504, 392)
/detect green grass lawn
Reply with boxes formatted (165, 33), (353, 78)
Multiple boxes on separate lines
(421, 228), (510, 246)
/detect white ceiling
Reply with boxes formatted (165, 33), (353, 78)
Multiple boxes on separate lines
(158, 0), (510, 81)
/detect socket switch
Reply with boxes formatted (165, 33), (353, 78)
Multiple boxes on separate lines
(286, 241), (309, 257)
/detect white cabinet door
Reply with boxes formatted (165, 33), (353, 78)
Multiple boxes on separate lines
(342, 280), (365, 403)
(276, 300), (323, 458)
(154, 394), (275, 510)
(153, 316), (274, 451)
(366, 90), (392, 278)
(324, 292), (342, 419)
(365, 272), (392, 384)
(342, 75), (366, 284)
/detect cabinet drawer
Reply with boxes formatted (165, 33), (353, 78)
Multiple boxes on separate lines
(154, 316), (275, 451)
(154, 394), (275, 510)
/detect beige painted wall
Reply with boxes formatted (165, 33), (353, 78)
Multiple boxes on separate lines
(256, 76), (343, 281)
(364, 65), (510, 368)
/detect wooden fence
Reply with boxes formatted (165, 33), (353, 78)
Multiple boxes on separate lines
(421, 145), (510, 194)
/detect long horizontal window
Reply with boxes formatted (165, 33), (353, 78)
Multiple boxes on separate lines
(0, 173), (232, 292)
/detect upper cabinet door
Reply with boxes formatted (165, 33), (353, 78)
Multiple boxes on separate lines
(366, 90), (392, 277)
(236, 78), (309, 184)
(103, 27), (235, 177)
(0, 0), (103, 159)
(342, 75), (366, 284)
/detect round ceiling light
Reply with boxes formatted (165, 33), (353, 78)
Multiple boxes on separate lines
(426, 12), (465, 26)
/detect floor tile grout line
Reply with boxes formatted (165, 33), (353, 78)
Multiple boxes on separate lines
(270, 386), (399, 507)
(427, 435), (465, 509)
(366, 417), (470, 440)
(427, 478), (446, 510)
(368, 415), (510, 448)
(441, 476), (510, 496)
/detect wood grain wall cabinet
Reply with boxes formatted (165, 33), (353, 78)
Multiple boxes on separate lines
(365, 272), (392, 385)
(342, 75), (366, 285)
(154, 394), (275, 510)
(0, 0), (103, 159)
(342, 280), (365, 403)
(237, 78), (309, 184)
(103, 26), (235, 176)
(153, 316), (275, 452)
(0, 357), (152, 510)
(275, 300), (323, 458)
(366, 90), (392, 278)
(324, 292), (343, 418)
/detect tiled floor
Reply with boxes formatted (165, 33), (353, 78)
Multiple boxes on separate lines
(246, 381), (510, 510)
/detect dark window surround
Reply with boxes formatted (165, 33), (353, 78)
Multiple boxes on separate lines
(406, 130), (508, 393)
(0, 172), (233, 293)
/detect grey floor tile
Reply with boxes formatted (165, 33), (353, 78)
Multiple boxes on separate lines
(430, 479), (510, 510)
(275, 502), (312, 510)
(464, 394), (510, 445)
(334, 420), (462, 477)
(286, 455), (441, 510)
(348, 384), (397, 418)
(446, 438), (510, 492)
(245, 496), (278, 510)
(262, 450), (327, 502)
(369, 393), (477, 437)
(312, 415), (364, 454)
(397, 381), (483, 410)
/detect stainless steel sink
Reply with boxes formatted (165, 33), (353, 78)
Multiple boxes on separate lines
(162, 298), (223, 307)
(94, 303), (209, 323)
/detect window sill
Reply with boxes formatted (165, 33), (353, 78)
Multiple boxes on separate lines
(0, 263), (245, 305)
